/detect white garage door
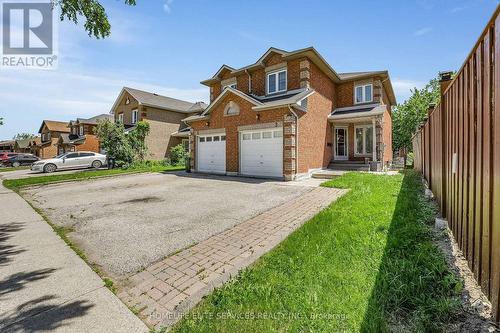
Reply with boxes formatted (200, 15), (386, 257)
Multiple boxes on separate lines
(240, 128), (283, 178)
(197, 134), (226, 174)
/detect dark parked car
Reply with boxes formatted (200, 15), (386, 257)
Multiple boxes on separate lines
(0, 152), (20, 162)
(3, 154), (40, 167)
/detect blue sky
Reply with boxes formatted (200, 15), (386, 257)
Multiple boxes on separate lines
(0, 0), (498, 139)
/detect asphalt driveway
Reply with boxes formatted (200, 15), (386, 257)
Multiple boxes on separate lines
(22, 172), (311, 279)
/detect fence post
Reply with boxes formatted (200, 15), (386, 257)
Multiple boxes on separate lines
(439, 72), (454, 217)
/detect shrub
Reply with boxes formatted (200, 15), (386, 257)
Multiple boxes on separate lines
(169, 144), (187, 166)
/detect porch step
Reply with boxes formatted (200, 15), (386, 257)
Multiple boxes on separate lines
(328, 162), (370, 171)
(311, 170), (346, 179)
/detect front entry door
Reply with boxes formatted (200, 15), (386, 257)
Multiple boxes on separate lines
(335, 127), (348, 160)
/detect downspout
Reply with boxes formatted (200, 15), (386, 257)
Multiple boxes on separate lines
(245, 69), (252, 94)
(288, 105), (299, 179)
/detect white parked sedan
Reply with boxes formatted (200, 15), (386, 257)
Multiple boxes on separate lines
(31, 151), (107, 173)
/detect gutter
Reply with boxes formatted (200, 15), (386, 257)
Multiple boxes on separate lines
(245, 69), (252, 94)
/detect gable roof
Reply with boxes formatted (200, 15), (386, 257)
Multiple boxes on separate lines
(38, 120), (71, 134)
(200, 47), (396, 105)
(70, 114), (113, 126)
(14, 138), (31, 149)
(110, 87), (207, 114)
(200, 87), (263, 116)
(183, 87), (313, 123)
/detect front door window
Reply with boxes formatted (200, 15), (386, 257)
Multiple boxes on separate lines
(335, 127), (348, 160)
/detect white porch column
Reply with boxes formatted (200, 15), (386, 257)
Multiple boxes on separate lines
(372, 118), (377, 161)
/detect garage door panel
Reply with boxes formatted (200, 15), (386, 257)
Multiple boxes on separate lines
(197, 134), (226, 174)
(240, 129), (283, 178)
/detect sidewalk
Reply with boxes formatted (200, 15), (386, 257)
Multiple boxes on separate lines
(0, 183), (148, 332)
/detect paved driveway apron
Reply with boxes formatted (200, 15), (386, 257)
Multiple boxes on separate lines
(21, 173), (314, 279)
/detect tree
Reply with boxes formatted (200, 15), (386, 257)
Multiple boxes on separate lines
(55, 0), (136, 39)
(95, 119), (133, 167)
(127, 121), (150, 161)
(0, 118), (3, 126)
(13, 133), (36, 140)
(392, 77), (441, 165)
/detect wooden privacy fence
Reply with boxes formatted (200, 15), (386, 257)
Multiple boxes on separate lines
(413, 6), (500, 320)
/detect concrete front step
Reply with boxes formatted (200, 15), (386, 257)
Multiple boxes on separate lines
(311, 170), (346, 179)
(328, 163), (370, 171)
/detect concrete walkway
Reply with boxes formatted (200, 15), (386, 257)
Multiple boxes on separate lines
(118, 186), (347, 329)
(0, 184), (148, 332)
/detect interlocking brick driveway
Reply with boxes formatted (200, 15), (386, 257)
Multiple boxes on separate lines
(118, 186), (347, 329)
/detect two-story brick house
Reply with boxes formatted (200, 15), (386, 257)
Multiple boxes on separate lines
(34, 120), (71, 158)
(57, 114), (113, 154)
(110, 87), (206, 160)
(184, 47), (396, 180)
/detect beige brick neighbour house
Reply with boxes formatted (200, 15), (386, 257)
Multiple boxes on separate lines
(184, 47), (396, 180)
(110, 87), (206, 160)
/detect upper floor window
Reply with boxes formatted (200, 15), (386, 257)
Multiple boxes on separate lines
(79, 125), (84, 136)
(267, 69), (287, 95)
(118, 113), (124, 123)
(125, 97), (130, 105)
(355, 84), (373, 104)
(223, 83), (237, 90)
(132, 109), (139, 124)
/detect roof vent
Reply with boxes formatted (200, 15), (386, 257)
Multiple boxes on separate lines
(153, 93), (158, 96)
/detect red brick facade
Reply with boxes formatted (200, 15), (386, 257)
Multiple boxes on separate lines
(190, 48), (395, 179)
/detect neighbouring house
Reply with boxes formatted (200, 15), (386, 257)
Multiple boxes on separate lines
(58, 114), (113, 154)
(33, 120), (71, 158)
(110, 87), (207, 160)
(14, 138), (32, 153)
(184, 47), (396, 180)
(0, 140), (15, 152)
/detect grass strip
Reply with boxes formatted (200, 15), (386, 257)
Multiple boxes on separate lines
(3, 165), (184, 190)
(171, 170), (462, 332)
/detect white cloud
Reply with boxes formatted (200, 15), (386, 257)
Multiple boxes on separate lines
(392, 78), (426, 103)
(0, 69), (208, 139)
(413, 27), (432, 37)
(163, 0), (174, 14)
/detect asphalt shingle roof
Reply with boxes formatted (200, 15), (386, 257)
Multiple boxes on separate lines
(123, 87), (205, 113)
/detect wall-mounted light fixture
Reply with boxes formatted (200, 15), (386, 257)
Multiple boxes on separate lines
(256, 113), (260, 121)
(205, 121), (210, 127)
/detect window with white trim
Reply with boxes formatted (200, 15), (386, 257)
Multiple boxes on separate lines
(132, 109), (138, 124)
(118, 113), (124, 123)
(223, 83), (237, 90)
(266, 69), (287, 94)
(354, 125), (374, 155)
(79, 125), (84, 136)
(355, 84), (373, 104)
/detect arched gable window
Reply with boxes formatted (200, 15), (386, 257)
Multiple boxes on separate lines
(224, 101), (240, 116)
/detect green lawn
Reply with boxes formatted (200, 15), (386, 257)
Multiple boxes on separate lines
(171, 171), (462, 332)
(3, 164), (185, 191)
(0, 166), (30, 173)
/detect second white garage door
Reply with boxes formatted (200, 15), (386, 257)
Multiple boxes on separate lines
(240, 128), (283, 178)
(197, 134), (226, 174)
